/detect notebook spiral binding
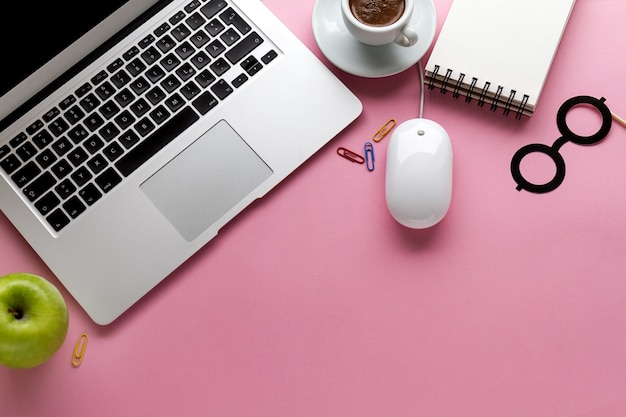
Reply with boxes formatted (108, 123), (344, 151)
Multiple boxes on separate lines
(426, 65), (530, 120)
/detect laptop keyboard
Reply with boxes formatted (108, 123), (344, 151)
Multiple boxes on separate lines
(0, 0), (277, 233)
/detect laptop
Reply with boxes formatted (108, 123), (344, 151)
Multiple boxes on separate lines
(0, 0), (362, 324)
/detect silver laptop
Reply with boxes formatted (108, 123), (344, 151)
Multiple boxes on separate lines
(0, 0), (362, 324)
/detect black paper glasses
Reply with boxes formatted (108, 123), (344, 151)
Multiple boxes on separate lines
(511, 95), (615, 194)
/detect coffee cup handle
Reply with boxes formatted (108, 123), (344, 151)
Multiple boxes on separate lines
(394, 26), (418, 47)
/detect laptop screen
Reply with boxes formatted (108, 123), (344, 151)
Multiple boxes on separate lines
(1, 1), (129, 97)
(0, 0), (164, 127)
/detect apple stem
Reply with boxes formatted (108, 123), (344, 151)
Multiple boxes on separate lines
(7, 308), (23, 320)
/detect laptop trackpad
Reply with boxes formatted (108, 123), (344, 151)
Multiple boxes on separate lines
(140, 120), (273, 242)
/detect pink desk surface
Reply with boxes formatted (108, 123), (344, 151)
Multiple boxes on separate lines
(3, 0), (626, 416)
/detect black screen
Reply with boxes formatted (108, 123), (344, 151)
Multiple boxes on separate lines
(1, 1), (129, 97)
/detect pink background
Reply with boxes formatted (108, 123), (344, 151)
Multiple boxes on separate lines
(3, 0), (626, 416)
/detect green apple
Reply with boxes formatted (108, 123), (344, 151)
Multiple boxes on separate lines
(0, 273), (69, 368)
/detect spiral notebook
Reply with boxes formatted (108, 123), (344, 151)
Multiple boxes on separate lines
(424, 0), (577, 119)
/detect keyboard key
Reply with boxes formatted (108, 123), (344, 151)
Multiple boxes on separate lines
(114, 88), (135, 107)
(184, 0), (202, 13)
(51, 160), (73, 179)
(118, 131), (140, 149)
(262, 50), (278, 64)
(107, 58), (125, 73)
(35, 192), (60, 216)
(138, 34), (155, 49)
(176, 63), (196, 81)
(192, 91), (219, 115)
(123, 46), (140, 61)
(130, 98), (150, 117)
(225, 32), (263, 64)
(100, 100), (121, 119)
(95, 168), (122, 193)
(130, 77), (150, 95)
(146, 65), (166, 83)
(43, 107), (61, 122)
(79, 183), (102, 206)
(141, 46), (162, 65)
(11, 161), (41, 187)
(95, 82), (116, 100)
(9, 133), (27, 148)
(26, 120), (44, 135)
(33, 130), (55, 149)
(210, 58), (230, 76)
(200, 0), (228, 19)
(0, 154), (21, 174)
(87, 154), (108, 174)
(67, 125), (89, 143)
(0, 144), (10, 159)
(154, 22), (171, 38)
(211, 79), (233, 100)
(195, 69), (216, 88)
(16, 142), (37, 161)
(205, 18), (225, 36)
(126, 58), (147, 77)
(79, 94), (100, 112)
(23, 172), (56, 202)
(63, 196), (86, 218)
(220, 28), (240, 46)
(68, 147), (89, 166)
(99, 123), (121, 142)
(116, 107), (198, 176)
(56, 179), (77, 199)
(161, 74), (182, 93)
(149, 105), (171, 124)
(180, 81), (201, 100)
(114, 110), (136, 130)
(220, 8), (251, 34)
(91, 70), (108, 85)
(84, 113), (105, 132)
(160, 53), (181, 72)
(59, 95), (76, 110)
(190, 30), (211, 48)
(146, 86), (167, 105)
(49, 117), (70, 136)
(47, 209), (70, 232)
(190, 51), (210, 69)
(103, 142), (124, 161)
(36, 149), (57, 169)
(52, 138), (73, 156)
(71, 167), (92, 187)
(165, 93), (186, 113)
(156, 34), (176, 53)
(135, 118), (156, 137)
(185, 12), (206, 30)
(84, 136), (104, 154)
(206, 39), (226, 57)
(111, 69), (132, 88)
(171, 23), (192, 41)
(175, 41), (195, 59)
(232, 73), (248, 88)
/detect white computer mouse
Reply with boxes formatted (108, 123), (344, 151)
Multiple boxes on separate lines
(385, 118), (453, 229)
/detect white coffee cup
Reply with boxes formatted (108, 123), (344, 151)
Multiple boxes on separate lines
(341, 0), (418, 47)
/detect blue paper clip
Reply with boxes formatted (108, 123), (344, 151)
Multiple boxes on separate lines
(364, 142), (375, 172)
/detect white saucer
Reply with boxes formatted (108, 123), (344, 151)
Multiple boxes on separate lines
(312, 0), (437, 78)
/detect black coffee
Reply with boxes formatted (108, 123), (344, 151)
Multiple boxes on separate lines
(349, 0), (406, 27)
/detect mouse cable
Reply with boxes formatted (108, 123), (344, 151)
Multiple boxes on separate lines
(417, 60), (425, 119)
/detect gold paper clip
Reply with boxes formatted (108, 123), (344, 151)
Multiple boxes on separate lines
(372, 119), (397, 142)
(337, 147), (365, 164)
(364, 142), (375, 171)
(72, 333), (88, 367)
